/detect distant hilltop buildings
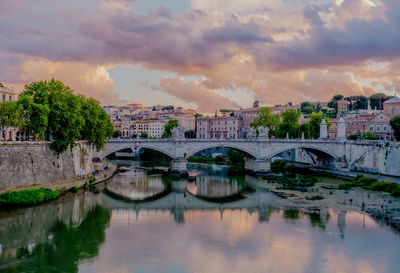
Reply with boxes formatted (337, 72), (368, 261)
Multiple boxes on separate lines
(103, 103), (196, 138)
(104, 95), (400, 141)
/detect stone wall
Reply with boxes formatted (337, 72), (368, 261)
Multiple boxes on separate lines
(354, 143), (400, 177)
(0, 141), (96, 190)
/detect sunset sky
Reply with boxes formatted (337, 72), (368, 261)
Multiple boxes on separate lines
(1, 0), (399, 112)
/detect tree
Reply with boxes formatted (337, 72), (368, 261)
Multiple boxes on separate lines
(299, 123), (311, 139)
(277, 109), (301, 138)
(333, 94), (344, 101)
(390, 115), (400, 141)
(140, 132), (148, 138)
(185, 130), (195, 138)
(162, 105), (174, 111)
(152, 106), (156, 111)
(369, 93), (388, 110)
(20, 79), (112, 153)
(362, 132), (377, 140)
(250, 107), (280, 136)
(308, 112), (331, 139)
(17, 94), (49, 139)
(0, 101), (22, 140)
(327, 94), (344, 115)
(227, 149), (245, 165)
(300, 102), (315, 115)
(80, 96), (113, 151)
(162, 119), (179, 138)
(219, 109), (234, 116)
(113, 130), (121, 138)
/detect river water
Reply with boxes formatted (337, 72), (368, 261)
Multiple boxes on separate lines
(0, 162), (399, 273)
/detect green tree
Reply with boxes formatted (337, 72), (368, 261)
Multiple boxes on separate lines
(162, 119), (179, 138)
(390, 115), (400, 141)
(80, 97), (113, 151)
(361, 131), (377, 140)
(0, 101), (22, 140)
(140, 132), (148, 138)
(113, 130), (121, 138)
(308, 112), (331, 139)
(17, 94), (49, 139)
(327, 94), (344, 115)
(299, 123), (311, 139)
(277, 109), (301, 138)
(300, 102), (315, 115)
(250, 107), (280, 136)
(369, 93), (389, 110)
(20, 79), (112, 153)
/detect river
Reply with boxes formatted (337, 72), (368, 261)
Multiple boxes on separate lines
(0, 161), (399, 273)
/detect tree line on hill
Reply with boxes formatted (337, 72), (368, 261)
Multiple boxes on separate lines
(300, 93), (394, 118)
(250, 107), (331, 139)
(0, 80), (113, 153)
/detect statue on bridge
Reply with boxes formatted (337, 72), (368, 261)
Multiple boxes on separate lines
(172, 126), (185, 140)
(258, 126), (269, 140)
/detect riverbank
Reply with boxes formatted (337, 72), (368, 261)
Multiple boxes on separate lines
(259, 173), (400, 231)
(0, 161), (117, 194)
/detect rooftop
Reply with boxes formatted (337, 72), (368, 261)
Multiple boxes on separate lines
(384, 96), (400, 104)
(0, 86), (17, 95)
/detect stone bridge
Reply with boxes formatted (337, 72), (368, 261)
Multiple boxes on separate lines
(95, 136), (379, 176)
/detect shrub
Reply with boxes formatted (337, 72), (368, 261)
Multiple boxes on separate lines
(271, 160), (286, 173)
(0, 188), (60, 206)
(83, 182), (89, 189)
(339, 175), (400, 197)
(70, 186), (78, 193)
(89, 176), (96, 184)
(214, 155), (226, 165)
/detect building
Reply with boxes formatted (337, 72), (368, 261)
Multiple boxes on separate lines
(328, 96), (400, 141)
(337, 99), (350, 117)
(149, 120), (167, 138)
(130, 120), (149, 137)
(160, 112), (195, 131)
(0, 85), (18, 141)
(197, 116), (241, 139)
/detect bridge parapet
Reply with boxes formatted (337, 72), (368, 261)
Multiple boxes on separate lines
(98, 138), (384, 176)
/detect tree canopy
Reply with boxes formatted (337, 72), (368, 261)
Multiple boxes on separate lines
(162, 119), (179, 138)
(250, 107), (280, 135)
(19, 79), (112, 152)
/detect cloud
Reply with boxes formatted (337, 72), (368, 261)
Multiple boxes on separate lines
(158, 77), (240, 112)
(1, 0), (400, 112)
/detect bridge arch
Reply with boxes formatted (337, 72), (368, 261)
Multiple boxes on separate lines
(185, 143), (258, 159)
(100, 144), (174, 159)
(267, 145), (337, 161)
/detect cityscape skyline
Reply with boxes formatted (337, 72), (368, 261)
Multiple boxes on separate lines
(1, 0), (400, 112)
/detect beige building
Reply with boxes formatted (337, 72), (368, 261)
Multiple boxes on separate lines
(0, 85), (18, 141)
(149, 120), (167, 138)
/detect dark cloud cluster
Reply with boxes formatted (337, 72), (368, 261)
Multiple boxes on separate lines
(1, 0), (400, 109)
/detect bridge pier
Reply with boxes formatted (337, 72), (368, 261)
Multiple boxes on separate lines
(245, 158), (271, 175)
(170, 157), (188, 177)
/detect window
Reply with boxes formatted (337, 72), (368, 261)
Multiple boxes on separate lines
(2, 94), (5, 101)
(384, 125), (388, 132)
(376, 125), (381, 132)
(392, 107), (395, 114)
(369, 126), (374, 131)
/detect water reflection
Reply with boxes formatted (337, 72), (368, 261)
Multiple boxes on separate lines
(0, 163), (399, 273)
(0, 195), (110, 273)
(106, 172), (169, 201)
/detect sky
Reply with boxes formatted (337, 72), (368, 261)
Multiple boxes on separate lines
(1, 0), (400, 112)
